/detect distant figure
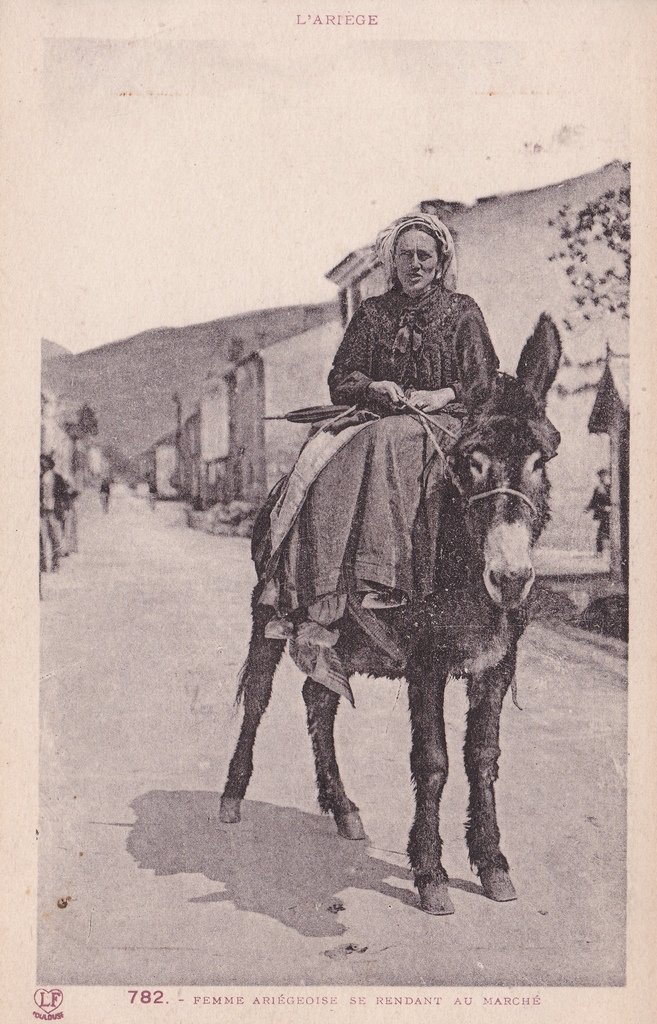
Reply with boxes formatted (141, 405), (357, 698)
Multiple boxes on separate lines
(63, 478), (80, 554)
(100, 476), (111, 513)
(587, 468), (611, 555)
(53, 471), (76, 556)
(147, 477), (158, 511)
(40, 454), (61, 571)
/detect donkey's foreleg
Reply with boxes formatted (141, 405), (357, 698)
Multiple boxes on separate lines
(219, 604), (286, 823)
(302, 677), (366, 840)
(407, 667), (453, 915)
(464, 653), (517, 901)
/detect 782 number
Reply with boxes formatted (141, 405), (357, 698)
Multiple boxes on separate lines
(128, 990), (165, 1004)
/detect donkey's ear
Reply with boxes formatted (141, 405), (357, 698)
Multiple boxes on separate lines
(516, 313), (562, 407)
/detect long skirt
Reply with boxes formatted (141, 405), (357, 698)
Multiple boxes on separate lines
(260, 413), (459, 620)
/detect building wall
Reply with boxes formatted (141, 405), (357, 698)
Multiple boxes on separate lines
(198, 379), (231, 507)
(188, 319), (343, 506)
(200, 380), (230, 463)
(226, 354), (267, 504)
(134, 450), (156, 482)
(155, 445), (177, 498)
(179, 410), (201, 503)
(261, 319), (343, 489)
(606, 402), (629, 585)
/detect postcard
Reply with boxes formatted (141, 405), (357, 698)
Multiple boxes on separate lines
(1, 1), (656, 1022)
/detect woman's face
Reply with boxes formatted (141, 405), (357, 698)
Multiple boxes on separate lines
(393, 228), (441, 297)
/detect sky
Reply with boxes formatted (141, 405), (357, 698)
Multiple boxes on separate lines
(40, 33), (630, 352)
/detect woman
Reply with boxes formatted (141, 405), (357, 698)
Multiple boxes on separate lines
(260, 213), (499, 697)
(328, 213), (497, 416)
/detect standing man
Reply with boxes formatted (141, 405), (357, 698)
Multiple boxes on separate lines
(99, 475), (111, 513)
(147, 476), (158, 511)
(587, 468), (611, 556)
(40, 454), (62, 571)
(53, 469), (72, 556)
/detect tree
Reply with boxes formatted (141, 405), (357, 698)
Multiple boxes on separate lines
(103, 444), (133, 479)
(65, 403), (99, 440)
(77, 403), (99, 437)
(548, 173), (630, 395)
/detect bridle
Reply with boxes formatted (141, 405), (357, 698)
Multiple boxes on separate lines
(467, 487), (538, 517)
(406, 404), (540, 520)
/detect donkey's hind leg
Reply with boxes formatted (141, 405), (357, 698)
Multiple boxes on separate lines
(302, 677), (366, 840)
(219, 603), (286, 823)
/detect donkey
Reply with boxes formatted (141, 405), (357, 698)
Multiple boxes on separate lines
(219, 314), (562, 916)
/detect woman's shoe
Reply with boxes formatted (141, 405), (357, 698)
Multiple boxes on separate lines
(361, 590), (407, 610)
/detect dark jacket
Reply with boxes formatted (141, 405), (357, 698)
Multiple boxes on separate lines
(328, 286), (498, 410)
(53, 473), (73, 522)
(588, 483), (611, 520)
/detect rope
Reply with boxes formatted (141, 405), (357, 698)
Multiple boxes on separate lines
(468, 487), (538, 517)
(510, 677), (523, 711)
(397, 396), (459, 439)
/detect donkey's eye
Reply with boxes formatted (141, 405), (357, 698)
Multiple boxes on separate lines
(468, 452), (490, 480)
(524, 452), (545, 478)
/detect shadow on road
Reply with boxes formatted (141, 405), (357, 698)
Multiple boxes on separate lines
(126, 791), (483, 937)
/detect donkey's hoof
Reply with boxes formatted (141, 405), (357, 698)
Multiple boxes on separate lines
(480, 866), (517, 902)
(418, 880), (455, 916)
(218, 797), (241, 824)
(335, 810), (367, 840)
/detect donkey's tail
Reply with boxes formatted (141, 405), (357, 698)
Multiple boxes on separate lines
(233, 476), (288, 711)
(234, 657), (250, 709)
(233, 588), (286, 711)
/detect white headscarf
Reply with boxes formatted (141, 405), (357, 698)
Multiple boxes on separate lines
(375, 213), (458, 292)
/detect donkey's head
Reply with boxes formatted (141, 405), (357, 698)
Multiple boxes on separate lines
(449, 314), (562, 608)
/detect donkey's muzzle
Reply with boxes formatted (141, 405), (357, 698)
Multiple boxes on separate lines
(485, 566), (535, 608)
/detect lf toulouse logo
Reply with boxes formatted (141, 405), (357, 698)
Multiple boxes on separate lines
(33, 989), (64, 1020)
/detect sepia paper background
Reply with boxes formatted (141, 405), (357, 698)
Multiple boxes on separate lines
(1, 0), (656, 1021)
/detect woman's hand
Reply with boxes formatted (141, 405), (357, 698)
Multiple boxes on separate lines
(367, 380), (405, 407)
(406, 387), (456, 413)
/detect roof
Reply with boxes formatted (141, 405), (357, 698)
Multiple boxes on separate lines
(588, 358), (629, 434)
(420, 160), (628, 215)
(608, 355), (629, 410)
(152, 430), (177, 449)
(132, 430), (177, 461)
(325, 246), (379, 286)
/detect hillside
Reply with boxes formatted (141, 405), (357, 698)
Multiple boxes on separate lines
(42, 338), (71, 361)
(41, 302), (338, 460)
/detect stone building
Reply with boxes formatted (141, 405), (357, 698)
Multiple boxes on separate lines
(132, 432), (178, 498)
(183, 304), (340, 508)
(179, 409), (202, 507)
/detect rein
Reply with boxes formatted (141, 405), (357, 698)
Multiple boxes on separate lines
(407, 410), (539, 519)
